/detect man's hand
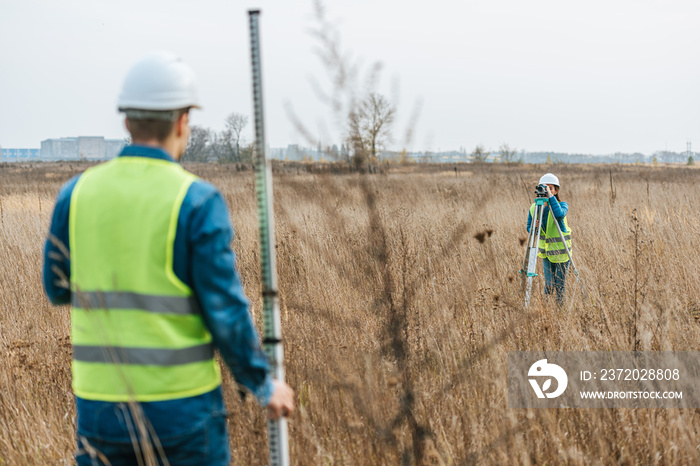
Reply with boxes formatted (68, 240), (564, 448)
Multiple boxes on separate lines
(267, 379), (295, 419)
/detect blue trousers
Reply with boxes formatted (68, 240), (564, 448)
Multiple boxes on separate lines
(75, 388), (230, 466)
(543, 258), (569, 305)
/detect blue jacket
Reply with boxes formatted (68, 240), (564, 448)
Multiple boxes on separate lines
(43, 146), (274, 429)
(526, 196), (569, 234)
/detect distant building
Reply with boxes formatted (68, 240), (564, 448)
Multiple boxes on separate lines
(40, 136), (125, 161)
(40, 138), (78, 160)
(77, 136), (104, 159)
(1, 148), (41, 160)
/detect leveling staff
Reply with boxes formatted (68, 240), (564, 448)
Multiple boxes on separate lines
(526, 173), (572, 305)
(43, 51), (294, 465)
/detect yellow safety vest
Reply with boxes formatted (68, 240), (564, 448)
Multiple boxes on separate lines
(529, 202), (572, 263)
(69, 156), (221, 402)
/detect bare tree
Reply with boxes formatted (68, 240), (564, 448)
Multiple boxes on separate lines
(362, 93), (395, 161)
(346, 108), (367, 169)
(499, 143), (516, 164)
(222, 113), (248, 162)
(347, 93), (395, 168)
(182, 125), (211, 162)
(471, 145), (490, 163)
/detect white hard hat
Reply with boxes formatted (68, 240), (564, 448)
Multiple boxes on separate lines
(539, 173), (560, 186)
(118, 51), (201, 118)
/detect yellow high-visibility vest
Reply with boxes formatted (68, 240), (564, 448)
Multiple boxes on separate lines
(529, 203), (572, 263)
(69, 156), (221, 402)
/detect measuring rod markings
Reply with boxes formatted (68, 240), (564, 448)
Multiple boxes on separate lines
(248, 10), (290, 466)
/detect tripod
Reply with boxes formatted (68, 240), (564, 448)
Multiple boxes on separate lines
(520, 190), (585, 308)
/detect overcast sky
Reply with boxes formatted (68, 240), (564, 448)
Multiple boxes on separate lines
(1, 0), (698, 154)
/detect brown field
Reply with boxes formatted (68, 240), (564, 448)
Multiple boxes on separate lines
(1, 161), (699, 465)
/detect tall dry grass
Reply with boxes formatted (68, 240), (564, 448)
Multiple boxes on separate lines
(0, 161), (699, 465)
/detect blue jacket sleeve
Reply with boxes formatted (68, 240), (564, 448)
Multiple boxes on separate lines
(187, 184), (274, 406)
(526, 209), (533, 233)
(548, 197), (568, 219)
(548, 198), (569, 233)
(43, 175), (80, 305)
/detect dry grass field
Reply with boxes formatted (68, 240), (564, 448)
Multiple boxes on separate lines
(1, 161), (699, 465)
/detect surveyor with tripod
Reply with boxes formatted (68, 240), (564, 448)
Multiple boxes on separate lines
(526, 173), (572, 305)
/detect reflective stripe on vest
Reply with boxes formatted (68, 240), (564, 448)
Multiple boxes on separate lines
(71, 291), (201, 315)
(69, 157), (221, 402)
(73, 343), (214, 366)
(545, 234), (570, 244)
(530, 203), (573, 264)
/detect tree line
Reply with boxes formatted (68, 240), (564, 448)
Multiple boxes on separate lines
(182, 91), (399, 169)
(181, 113), (251, 163)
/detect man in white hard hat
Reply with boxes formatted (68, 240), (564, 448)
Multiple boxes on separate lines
(526, 173), (572, 305)
(43, 51), (294, 465)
